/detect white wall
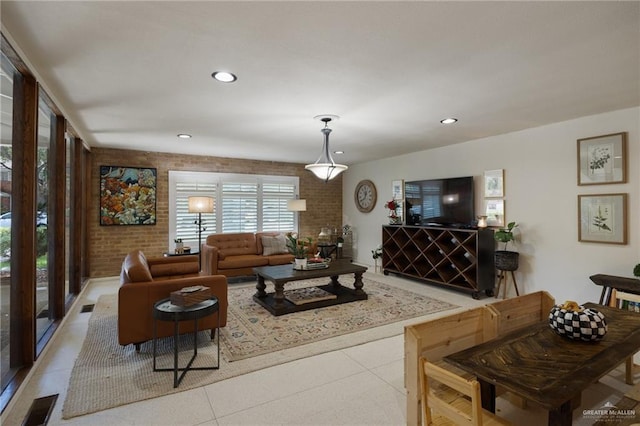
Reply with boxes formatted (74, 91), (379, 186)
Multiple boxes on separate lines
(344, 107), (639, 303)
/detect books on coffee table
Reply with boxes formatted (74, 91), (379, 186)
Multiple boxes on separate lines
(293, 259), (330, 270)
(284, 287), (337, 305)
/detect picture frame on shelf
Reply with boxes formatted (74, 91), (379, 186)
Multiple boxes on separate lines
(578, 193), (627, 244)
(99, 165), (157, 226)
(392, 179), (404, 200)
(483, 169), (504, 198)
(391, 179), (404, 224)
(577, 132), (627, 185)
(484, 199), (505, 227)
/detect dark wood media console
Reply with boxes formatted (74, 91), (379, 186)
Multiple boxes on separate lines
(382, 225), (495, 299)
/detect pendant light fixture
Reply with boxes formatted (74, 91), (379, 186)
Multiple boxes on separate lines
(305, 115), (348, 182)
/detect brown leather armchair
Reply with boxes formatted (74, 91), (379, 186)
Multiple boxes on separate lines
(118, 250), (228, 350)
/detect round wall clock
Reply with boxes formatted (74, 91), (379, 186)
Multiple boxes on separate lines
(354, 180), (377, 213)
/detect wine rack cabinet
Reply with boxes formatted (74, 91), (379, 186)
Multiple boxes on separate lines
(382, 225), (495, 299)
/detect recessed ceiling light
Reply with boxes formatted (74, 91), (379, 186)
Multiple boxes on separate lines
(177, 133), (192, 139)
(212, 71), (237, 83)
(440, 118), (458, 124)
(334, 150), (344, 155)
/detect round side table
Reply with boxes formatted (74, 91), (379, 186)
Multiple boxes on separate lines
(152, 296), (220, 388)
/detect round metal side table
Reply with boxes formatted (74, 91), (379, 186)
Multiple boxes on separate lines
(152, 296), (220, 388)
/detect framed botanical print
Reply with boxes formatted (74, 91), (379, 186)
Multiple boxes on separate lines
(484, 199), (505, 227)
(484, 169), (504, 198)
(577, 132), (627, 185)
(392, 179), (404, 200)
(578, 193), (627, 244)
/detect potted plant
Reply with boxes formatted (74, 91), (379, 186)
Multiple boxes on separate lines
(494, 221), (519, 271)
(286, 233), (312, 268)
(634, 263), (640, 278)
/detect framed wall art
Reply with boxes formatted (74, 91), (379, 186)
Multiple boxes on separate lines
(578, 193), (627, 244)
(484, 169), (504, 198)
(391, 180), (404, 223)
(100, 165), (157, 226)
(484, 199), (505, 227)
(392, 179), (404, 200)
(577, 132), (627, 185)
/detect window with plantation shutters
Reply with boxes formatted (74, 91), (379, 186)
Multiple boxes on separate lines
(221, 182), (258, 233)
(262, 182), (295, 231)
(168, 171), (299, 249)
(174, 181), (217, 242)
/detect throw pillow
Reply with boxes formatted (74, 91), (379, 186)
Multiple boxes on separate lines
(262, 234), (288, 256)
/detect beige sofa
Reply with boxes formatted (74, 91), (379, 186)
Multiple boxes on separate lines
(201, 232), (295, 277)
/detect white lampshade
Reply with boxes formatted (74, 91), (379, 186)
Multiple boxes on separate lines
(188, 196), (214, 213)
(305, 163), (348, 181)
(287, 199), (307, 212)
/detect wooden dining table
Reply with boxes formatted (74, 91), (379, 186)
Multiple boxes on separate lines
(445, 303), (640, 426)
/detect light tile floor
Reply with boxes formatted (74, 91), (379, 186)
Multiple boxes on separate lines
(1, 273), (635, 426)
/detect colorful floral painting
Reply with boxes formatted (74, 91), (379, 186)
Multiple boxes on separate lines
(99, 166), (157, 226)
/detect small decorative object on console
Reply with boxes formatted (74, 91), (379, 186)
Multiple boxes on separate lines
(293, 258), (330, 270)
(549, 300), (607, 341)
(170, 285), (211, 307)
(174, 238), (184, 254)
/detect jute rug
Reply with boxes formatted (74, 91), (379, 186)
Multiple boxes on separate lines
(62, 276), (458, 419)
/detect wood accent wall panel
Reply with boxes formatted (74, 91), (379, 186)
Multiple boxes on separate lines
(49, 114), (66, 319)
(11, 72), (37, 365)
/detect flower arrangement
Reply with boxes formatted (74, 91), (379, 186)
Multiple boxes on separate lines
(372, 244), (383, 259)
(285, 232), (313, 259)
(386, 199), (401, 224)
(386, 199), (399, 216)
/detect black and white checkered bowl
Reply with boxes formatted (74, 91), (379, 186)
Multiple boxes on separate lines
(548, 305), (607, 341)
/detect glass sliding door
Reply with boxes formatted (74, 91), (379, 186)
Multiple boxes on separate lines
(0, 51), (15, 390)
(35, 95), (52, 342)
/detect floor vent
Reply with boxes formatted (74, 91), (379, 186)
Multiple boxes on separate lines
(22, 394), (58, 426)
(80, 304), (95, 313)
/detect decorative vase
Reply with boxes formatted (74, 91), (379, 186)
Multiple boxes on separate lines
(294, 258), (307, 269)
(389, 213), (401, 225)
(549, 304), (607, 341)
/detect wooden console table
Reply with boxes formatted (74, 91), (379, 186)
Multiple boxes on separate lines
(382, 225), (495, 299)
(590, 274), (640, 305)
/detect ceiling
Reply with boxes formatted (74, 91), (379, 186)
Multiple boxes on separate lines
(2, 1), (639, 166)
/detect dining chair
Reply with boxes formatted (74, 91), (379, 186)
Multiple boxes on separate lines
(609, 288), (640, 384)
(405, 307), (498, 426)
(419, 357), (513, 426)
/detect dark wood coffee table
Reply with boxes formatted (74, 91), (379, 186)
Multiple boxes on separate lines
(253, 260), (368, 316)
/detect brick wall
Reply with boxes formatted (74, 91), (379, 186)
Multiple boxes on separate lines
(90, 148), (342, 277)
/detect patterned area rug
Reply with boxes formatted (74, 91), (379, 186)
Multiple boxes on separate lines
(62, 276), (458, 419)
(222, 278), (457, 361)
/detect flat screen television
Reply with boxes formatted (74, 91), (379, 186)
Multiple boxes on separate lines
(404, 176), (475, 227)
